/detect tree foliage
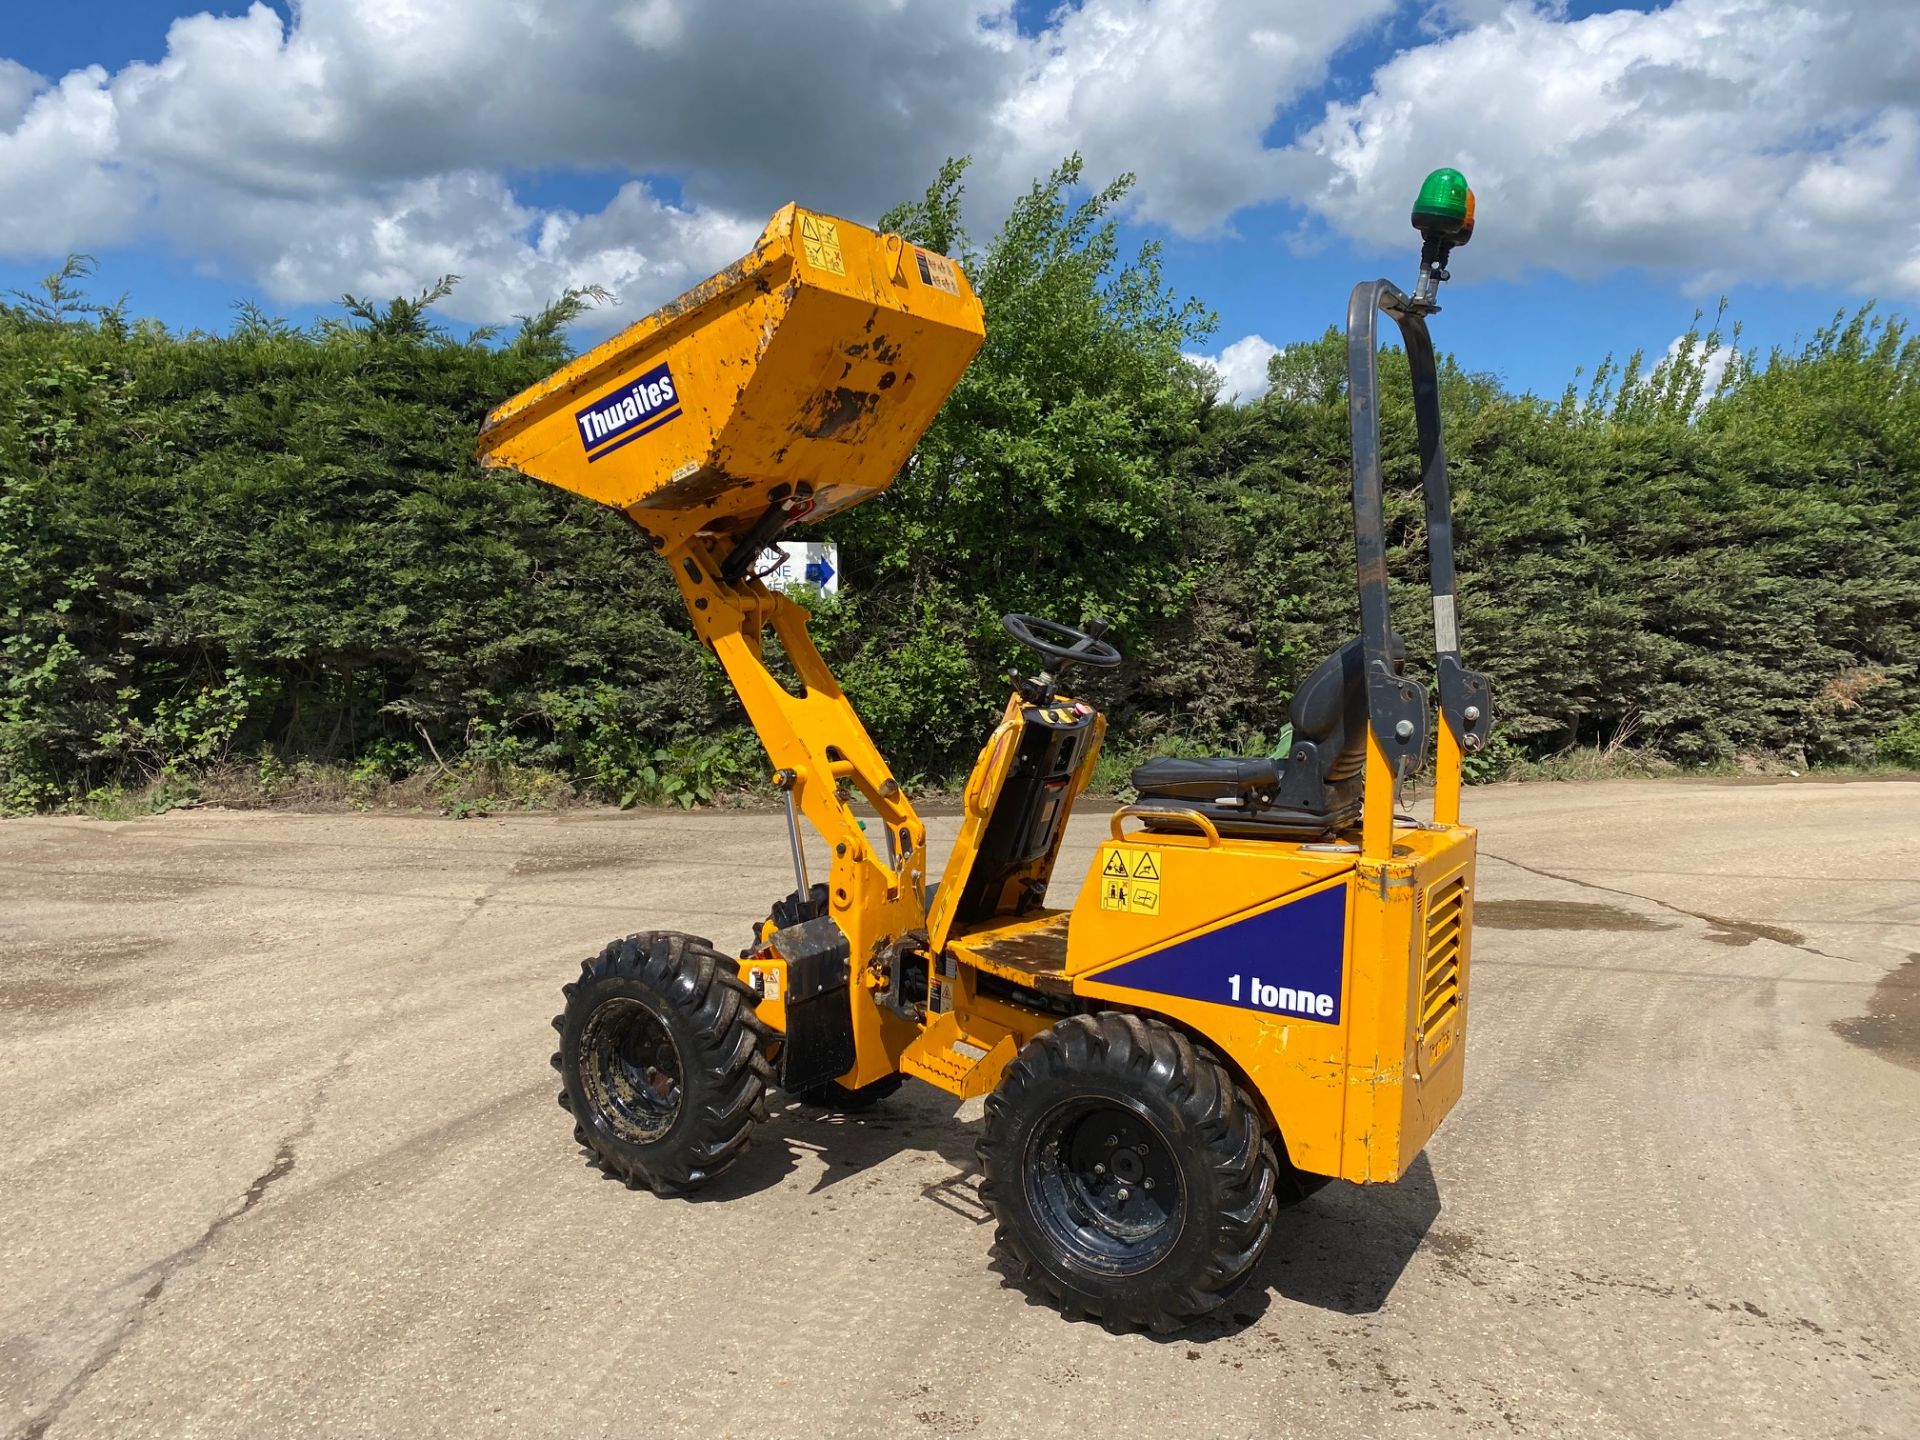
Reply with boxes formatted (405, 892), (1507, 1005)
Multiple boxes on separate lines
(2, 162), (1916, 811)
(822, 155), (1216, 758)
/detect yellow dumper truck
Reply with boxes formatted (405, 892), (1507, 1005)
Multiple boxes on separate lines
(476, 171), (1489, 1330)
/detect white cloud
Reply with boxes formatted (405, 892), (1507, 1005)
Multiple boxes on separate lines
(196, 172), (761, 333)
(1186, 334), (1283, 401)
(0, 66), (140, 257)
(0, 58), (42, 128)
(983, 0), (1394, 233)
(1419, 0), (1563, 33)
(1284, 0), (1920, 299)
(0, 0), (1384, 324)
(0, 0), (1915, 325)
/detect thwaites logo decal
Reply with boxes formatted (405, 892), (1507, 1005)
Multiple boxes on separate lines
(574, 361), (681, 462)
(1089, 883), (1347, 1025)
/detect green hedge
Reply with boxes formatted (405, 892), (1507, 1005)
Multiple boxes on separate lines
(3, 165), (1916, 811)
(1145, 315), (1920, 769)
(0, 281), (720, 810)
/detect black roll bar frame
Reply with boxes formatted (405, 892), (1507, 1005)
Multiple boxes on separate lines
(1345, 279), (1494, 799)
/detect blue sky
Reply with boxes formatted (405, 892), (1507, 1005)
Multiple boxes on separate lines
(2, 1), (1913, 399)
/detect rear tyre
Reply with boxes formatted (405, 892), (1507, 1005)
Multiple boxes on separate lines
(552, 932), (772, 1194)
(979, 1013), (1279, 1332)
(791, 1073), (906, 1112)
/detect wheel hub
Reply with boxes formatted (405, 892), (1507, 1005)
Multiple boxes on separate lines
(1028, 1099), (1185, 1274)
(579, 997), (684, 1144)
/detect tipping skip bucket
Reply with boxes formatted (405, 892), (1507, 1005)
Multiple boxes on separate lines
(476, 204), (985, 546)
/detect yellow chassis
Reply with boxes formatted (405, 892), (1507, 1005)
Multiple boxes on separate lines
(479, 203), (1482, 1187)
(683, 554), (1474, 1185)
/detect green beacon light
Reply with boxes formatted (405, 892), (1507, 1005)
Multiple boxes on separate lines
(1409, 166), (1474, 310)
(1412, 168), (1470, 237)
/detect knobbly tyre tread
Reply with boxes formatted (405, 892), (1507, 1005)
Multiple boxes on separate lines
(552, 932), (773, 1194)
(978, 1011), (1279, 1332)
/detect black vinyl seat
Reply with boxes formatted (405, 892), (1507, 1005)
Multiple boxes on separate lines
(1130, 637), (1383, 840)
(1129, 756), (1281, 803)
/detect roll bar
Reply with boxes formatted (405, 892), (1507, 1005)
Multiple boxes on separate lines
(1346, 279), (1493, 836)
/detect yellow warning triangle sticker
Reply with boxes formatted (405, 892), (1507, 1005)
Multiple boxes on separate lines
(1102, 851), (1129, 878)
(1131, 851), (1161, 880)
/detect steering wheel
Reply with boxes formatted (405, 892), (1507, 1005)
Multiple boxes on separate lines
(1001, 613), (1122, 671)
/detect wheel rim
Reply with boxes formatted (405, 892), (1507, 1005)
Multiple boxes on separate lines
(1025, 1098), (1185, 1276)
(579, 997), (684, 1144)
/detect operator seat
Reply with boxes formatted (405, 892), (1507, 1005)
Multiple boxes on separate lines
(1130, 637), (1394, 840)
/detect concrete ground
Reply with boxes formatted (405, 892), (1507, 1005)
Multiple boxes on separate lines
(1, 778), (1916, 1439)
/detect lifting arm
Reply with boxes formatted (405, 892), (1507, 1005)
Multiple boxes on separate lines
(670, 531), (929, 1082)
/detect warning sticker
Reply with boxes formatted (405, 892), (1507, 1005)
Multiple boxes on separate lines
(800, 214), (845, 275)
(915, 248), (960, 294)
(1098, 849), (1163, 915)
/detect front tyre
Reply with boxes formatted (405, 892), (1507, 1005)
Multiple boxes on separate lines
(979, 1013), (1278, 1331)
(552, 932), (772, 1194)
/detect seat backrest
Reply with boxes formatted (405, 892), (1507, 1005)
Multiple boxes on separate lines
(1287, 639), (1367, 780)
(1278, 635), (1400, 808)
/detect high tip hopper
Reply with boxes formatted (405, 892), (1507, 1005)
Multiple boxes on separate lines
(476, 203), (985, 549)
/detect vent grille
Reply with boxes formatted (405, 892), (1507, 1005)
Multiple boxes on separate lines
(1420, 874), (1466, 1042)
